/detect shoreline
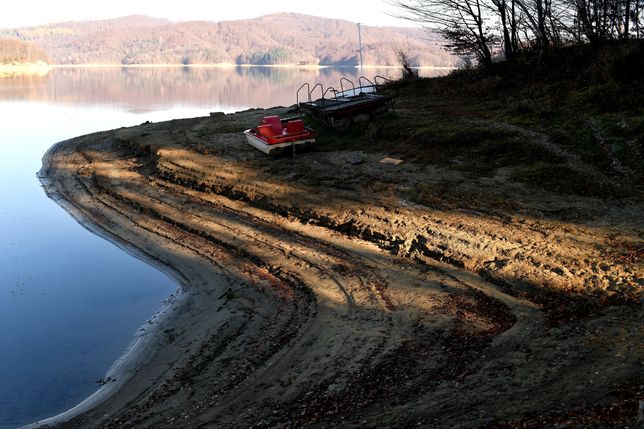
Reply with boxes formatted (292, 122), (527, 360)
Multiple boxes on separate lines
(24, 138), (188, 428)
(0, 63), (456, 79)
(27, 123), (320, 427)
(26, 109), (642, 427)
(0, 63), (51, 77)
(36, 63), (455, 70)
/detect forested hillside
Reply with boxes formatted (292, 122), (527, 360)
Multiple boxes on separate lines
(0, 38), (49, 64)
(0, 14), (455, 66)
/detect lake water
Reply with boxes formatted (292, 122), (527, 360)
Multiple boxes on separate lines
(0, 65), (444, 428)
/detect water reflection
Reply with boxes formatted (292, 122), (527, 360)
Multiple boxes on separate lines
(0, 66), (448, 112)
(0, 102), (190, 428)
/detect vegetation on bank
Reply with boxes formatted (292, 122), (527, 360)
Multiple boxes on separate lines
(391, 0), (644, 65)
(0, 38), (49, 65)
(317, 40), (644, 199)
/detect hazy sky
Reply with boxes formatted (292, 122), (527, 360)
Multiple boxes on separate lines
(0, 0), (416, 28)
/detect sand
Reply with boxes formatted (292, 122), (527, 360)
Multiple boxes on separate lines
(32, 108), (642, 428)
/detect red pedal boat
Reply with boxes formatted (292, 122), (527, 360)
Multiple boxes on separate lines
(244, 115), (315, 155)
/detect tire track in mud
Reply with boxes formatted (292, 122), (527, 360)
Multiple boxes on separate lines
(61, 141), (533, 428)
(66, 148), (402, 426)
(153, 140), (641, 326)
(44, 142), (320, 428)
(44, 124), (643, 428)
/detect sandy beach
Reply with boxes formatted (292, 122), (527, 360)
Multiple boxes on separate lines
(33, 107), (642, 428)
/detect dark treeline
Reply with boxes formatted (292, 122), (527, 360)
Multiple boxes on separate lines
(390, 0), (644, 64)
(0, 38), (50, 64)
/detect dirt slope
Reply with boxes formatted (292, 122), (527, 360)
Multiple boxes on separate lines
(39, 107), (642, 428)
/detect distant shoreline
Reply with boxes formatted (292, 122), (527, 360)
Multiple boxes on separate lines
(0, 62), (456, 77)
(46, 63), (455, 70)
(0, 62), (52, 76)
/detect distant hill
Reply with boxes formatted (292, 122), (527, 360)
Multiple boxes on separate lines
(0, 14), (456, 67)
(0, 38), (49, 64)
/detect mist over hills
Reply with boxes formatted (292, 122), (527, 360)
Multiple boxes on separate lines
(0, 13), (456, 67)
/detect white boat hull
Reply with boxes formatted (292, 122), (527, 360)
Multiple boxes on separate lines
(244, 129), (315, 155)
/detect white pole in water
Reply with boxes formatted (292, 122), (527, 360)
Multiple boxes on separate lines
(357, 23), (364, 72)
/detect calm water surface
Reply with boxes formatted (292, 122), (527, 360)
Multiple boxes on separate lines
(0, 66), (443, 428)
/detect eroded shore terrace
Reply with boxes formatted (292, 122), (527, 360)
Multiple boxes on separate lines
(38, 108), (642, 428)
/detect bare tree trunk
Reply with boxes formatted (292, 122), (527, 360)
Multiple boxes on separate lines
(494, 0), (515, 59)
(590, 0), (600, 41)
(476, 0), (493, 63)
(514, 0), (549, 47)
(613, 0), (621, 37)
(546, 0), (562, 45)
(602, 0), (609, 39)
(511, 0), (519, 52)
(536, 0), (551, 47)
(502, 7), (514, 59)
(624, 0), (631, 37)
(637, 0), (642, 37)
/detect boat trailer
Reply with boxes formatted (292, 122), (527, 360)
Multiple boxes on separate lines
(296, 75), (394, 128)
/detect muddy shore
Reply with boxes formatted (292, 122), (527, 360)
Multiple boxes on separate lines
(35, 108), (642, 428)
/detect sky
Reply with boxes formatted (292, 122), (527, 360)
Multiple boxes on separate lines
(0, 0), (417, 29)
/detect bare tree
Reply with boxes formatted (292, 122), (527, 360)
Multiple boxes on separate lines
(489, 0), (517, 58)
(570, 0), (644, 40)
(389, 0), (643, 68)
(635, 0), (644, 37)
(510, 0), (555, 47)
(389, 0), (495, 64)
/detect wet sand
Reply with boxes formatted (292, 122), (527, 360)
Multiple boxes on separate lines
(33, 108), (642, 428)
